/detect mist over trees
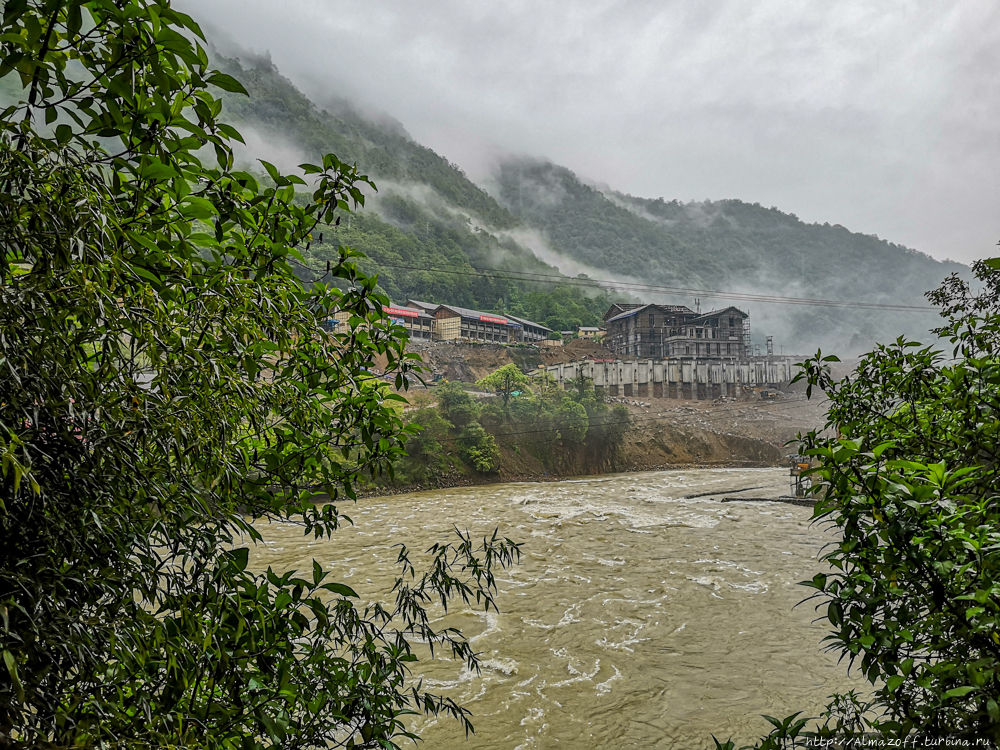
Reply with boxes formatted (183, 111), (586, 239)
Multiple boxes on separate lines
(495, 159), (970, 353)
(206, 51), (970, 352)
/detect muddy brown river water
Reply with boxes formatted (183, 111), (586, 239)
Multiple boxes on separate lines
(251, 468), (860, 749)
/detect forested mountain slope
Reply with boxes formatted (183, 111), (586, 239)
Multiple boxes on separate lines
(214, 53), (517, 229)
(495, 158), (968, 350)
(211, 51), (613, 330)
(212, 50), (968, 351)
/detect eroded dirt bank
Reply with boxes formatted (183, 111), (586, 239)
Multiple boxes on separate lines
(362, 342), (831, 499)
(360, 395), (827, 499)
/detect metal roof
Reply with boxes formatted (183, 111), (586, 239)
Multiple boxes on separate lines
(435, 304), (521, 326)
(606, 303), (698, 324)
(403, 299), (439, 312)
(689, 306), (748, 323)
(506, 314), (552, 332)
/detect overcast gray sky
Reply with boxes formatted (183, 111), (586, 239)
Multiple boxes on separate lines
(186, 1), (999, 264)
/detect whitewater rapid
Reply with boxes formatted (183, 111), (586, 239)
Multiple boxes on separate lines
(251, 468), (859, 749)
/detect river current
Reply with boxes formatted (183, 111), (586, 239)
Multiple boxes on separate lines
(251, 468), (859, 749)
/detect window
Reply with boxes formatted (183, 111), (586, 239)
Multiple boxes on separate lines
(727, 343), (731, 355)
(648, 313), (655, 327)
(696, 329), (702, 339)
(729, 317), (735, 327)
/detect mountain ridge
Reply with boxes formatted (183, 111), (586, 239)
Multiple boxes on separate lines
(210, 49), (968, 351)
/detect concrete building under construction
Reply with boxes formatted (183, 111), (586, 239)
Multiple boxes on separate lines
(603, 303), (750, 360)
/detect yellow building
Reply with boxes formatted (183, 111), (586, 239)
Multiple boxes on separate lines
(577, 326), (605, 340)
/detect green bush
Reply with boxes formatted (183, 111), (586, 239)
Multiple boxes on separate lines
(0, 4), (519, 747)
(436, 381), (481, 427)
(555, 397), (589, 443)
(457, 423), (501, 473)
(395, 408), (455, 483)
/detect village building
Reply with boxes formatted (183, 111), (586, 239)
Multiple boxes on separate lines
(329, 303), (435, 339)
(577, 326), (605, 340)
(329, 299), (552, 344)
(424, 304), (542, 344)
(381, 304), (435, 340)
(505, 314), (552, 343)
(603, 303), (750, 359)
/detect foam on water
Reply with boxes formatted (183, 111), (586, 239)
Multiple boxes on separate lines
(251, 467), (860, 750)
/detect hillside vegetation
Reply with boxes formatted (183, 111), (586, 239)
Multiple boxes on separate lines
(212, 50), (968, 351)
(212, 51), (615, 330)
(495, 159), (968, 351)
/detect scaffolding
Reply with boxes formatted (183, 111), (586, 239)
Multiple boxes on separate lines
(741, 317), (752, 358)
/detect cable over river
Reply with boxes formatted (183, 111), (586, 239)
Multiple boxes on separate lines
(251, 468), (860, 749)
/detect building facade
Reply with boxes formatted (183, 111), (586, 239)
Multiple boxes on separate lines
(603, 303), (749, 359)
(381, 304), (434, 340)
(329, 299), (552, 344)
(428, 304), (551, 344)
(577, 326), (605, 340)
(506, 314), (551, 343)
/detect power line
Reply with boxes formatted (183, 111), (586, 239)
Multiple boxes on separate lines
(291, 254), (936, 313)
(368, 262), (938, 313)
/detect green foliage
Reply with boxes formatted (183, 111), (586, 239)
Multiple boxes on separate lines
(393, 407), (456, 483)
(720, 258), (1000, 747)
(0, 2), (519, 747)
(475, 363), (532, 409)
(457, 423), (501, 474)
(435, 381), (480, 428)
(555, 397), (589, 443)
(497, 159), (969, 351)
(795, 260), (1000, 739)
(382, 374), (631, 487)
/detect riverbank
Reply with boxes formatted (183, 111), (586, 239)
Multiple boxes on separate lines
(357, 396), (817, 499)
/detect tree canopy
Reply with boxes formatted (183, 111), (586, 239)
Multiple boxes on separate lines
(0, 2), (517, 747)
(475, 363), (532, 409)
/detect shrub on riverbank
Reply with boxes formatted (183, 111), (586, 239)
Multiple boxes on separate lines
(377, 373), (631, 488)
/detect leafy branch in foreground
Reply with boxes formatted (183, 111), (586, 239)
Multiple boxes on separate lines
(714, 256), (1000, 748)
(0, 1), (519, 748)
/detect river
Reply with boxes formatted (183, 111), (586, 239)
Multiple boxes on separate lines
(251, 468), (859, 749)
